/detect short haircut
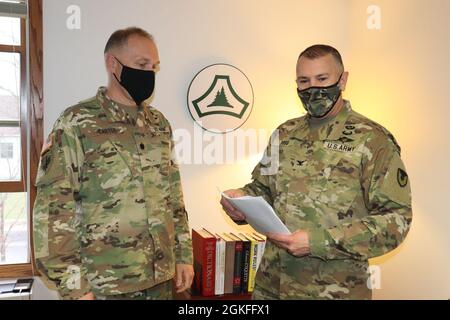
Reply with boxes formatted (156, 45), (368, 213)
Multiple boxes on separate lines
(104, 27), (154, 54)
(298, 44), (344, 71)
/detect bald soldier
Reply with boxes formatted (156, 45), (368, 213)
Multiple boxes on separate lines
(33, 27), (193, 300)
(221, 45), (412, 299)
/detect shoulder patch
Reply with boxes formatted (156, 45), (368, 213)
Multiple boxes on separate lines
(397, 168), (408, 187)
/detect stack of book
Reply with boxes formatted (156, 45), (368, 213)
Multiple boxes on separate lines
(191, 229), (266, 297)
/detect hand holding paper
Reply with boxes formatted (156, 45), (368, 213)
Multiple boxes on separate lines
(220, 189), (247, 222)
(221, 190), (291, 235)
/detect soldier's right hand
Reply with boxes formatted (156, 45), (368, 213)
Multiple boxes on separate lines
(220, 189), (247, 222)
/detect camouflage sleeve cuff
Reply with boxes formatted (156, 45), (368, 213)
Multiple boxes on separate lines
(239, 186), (257, 197)
(239, 182), (273, 205)
(239, 186), (272, 204)
(175, 234), (194, 265)
(176, 247), (193, 265)
(309, 228), (334, 260)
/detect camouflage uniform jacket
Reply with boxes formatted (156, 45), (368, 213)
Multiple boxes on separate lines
(33, 87), (193, 299)
(241, 101), (412, 299)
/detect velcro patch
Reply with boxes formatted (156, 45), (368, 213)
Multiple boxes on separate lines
(324, 141), (356, 153)
(397, 168), (408, 188)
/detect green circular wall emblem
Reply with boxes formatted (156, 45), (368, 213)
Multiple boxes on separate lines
(187, 63), (254, 133)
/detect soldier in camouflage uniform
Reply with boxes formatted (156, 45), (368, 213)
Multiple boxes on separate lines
(33, 27), (193, 300)
(221, 45), (412, 299)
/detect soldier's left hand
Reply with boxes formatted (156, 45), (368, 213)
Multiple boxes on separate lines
(266, 230), (311, 257)
(175, 264), (195, 293)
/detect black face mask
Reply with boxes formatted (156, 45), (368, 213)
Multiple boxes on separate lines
(113, 57), (155, 105)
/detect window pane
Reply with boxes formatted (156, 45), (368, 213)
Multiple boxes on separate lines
(0, 127), (21, 181)
(0, 192), (28, 265)
(0, 52), (20, 121)
(0, 16), (20, 45)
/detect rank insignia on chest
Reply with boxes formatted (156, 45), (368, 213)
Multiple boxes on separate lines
(324, 141), (356, 153)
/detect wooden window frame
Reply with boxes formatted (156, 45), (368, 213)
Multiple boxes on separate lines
(0, 0), (43, 279)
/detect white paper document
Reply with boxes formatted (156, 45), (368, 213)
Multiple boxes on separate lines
(221, 192), (291, 235)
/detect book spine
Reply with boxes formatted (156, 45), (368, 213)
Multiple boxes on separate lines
(248, 241), (258, 292)
(256, 239), (265, 271)
(215, 239), (225, 295)
(191, 231), (202, 295)
(233, 241), (243, 294)
(220, 240), (226, 294)
(241, 241), (251, 293)
(215, 239), (220, 295)
(203, 238), (216, 296)
(224, 241), (235, 294)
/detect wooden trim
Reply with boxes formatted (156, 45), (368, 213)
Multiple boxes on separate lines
(0, 18), (28, 276)
(0, 20), (27, 191)
(0, 16), (25, 53)
(0, 182), (25, 193)
(28, 0), (44, 276)
(0, 0), (43, 279)
(0, 263), (32, 278)
(0, 44), (24, 54)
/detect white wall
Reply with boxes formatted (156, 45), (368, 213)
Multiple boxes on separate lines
(43, 0), (348, 242)
(37, 0), (449, 299)
(347, 0), (450, 300)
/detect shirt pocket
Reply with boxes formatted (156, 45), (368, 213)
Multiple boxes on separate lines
(316, 150), (362, 226)
(282, 140), (343, 201)
(142, 127), (171, 176)
(281, 141), (355, 230)
(84, 139), (137, 190)
(325, 152), (361, 197)
(276, 139), (310, 194)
